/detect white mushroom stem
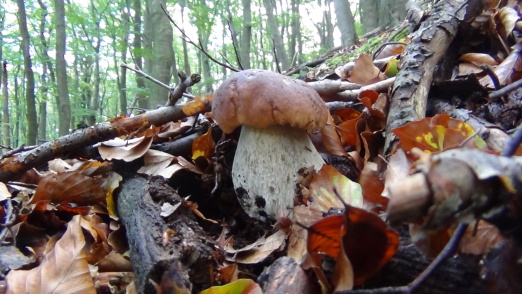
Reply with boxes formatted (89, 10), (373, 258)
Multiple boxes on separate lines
(232, 124), (325, 219)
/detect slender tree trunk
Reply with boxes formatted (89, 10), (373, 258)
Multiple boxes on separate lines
(288, 0), (300, 66)
(325, 0), (334, 49)
(16, 0), (38, 145)
(2, 61), (9, 148)
(132, 0), (147, 110)
(149, 0), (173, 107)
(143, 0), (154, 107)
(55, 0), (72, 136)
(360, 0), (379, 33)
(13, 66), (20, 147)
(0, 16), (4, 150)
(262, 0), (290, 70)
(179, 0), (192, 78)
(333, 0), (358, 47)
(240, 0), (252, 69)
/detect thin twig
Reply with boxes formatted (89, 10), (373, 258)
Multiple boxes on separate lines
(161, 5), (239, 72)
(122, 63), (171, 91)
(489, 78), (522, 100)
(166, 71), (201, 106)
(407, 223), (469, 293)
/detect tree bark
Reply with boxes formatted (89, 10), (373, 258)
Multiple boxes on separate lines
(2, 61), (8, 149)
(333, 0), (358, 47)
(55, 0), (72, 136)
(149, 0), (174, 107)
(16, 0), (38, 145)
(240, 0), (252, 69)
(384, 0), (484, 153)
(263, 0), (290, 70)
(360, 0), (379, 33)
(131, 0), (147, 110)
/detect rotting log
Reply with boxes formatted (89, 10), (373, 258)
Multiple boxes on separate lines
(384, 0), (485, 153)
(117, 176), (217, 294)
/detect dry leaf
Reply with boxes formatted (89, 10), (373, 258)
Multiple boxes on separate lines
(309, 164), (363, 213)
(192, 127), (215, 159)
(6, 215), (95, 294)
(30, 172), (106, 206)
(225, 230), (287, 264)
(348, 54), (386, 86)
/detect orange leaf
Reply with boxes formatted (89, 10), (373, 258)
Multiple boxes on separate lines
(192, 127), (215, 159)
(392, 114), (486, 153)
(307, 206), (399, 285)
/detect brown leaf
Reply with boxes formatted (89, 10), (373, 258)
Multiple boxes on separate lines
(459, 53), (498, 67)
(359, 162), (388, 209)
(459, 220), (506, 255)
(480, 42), (522, 88)
(30, 172), (106, 206)
(6, 215), (96, 294)
(320, 114), (348, 157)
(348, 54), (386, 86)
(225, 230), (287, 264)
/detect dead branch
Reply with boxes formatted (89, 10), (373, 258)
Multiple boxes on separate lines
(0, 98), (211, 183)
(383, 0), (484, 154)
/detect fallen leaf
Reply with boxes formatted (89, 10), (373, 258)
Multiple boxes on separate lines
(307, 205), (399, 285)
(192, 127), (215, 159)
(392, 114), (487, 153)
(0, 182), (11, 201)
(348, 54), (386, 86)
(225, 230), (287, 264)
(199, 279), (262, 294)
(6, 215), (96, 294)
(30, 171), (106, 206)
(309, 164), (363, 213)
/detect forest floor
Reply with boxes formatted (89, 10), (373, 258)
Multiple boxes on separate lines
(1, 0), (522, 294)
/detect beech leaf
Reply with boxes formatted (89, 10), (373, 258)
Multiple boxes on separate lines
(6, 215), (95, 294)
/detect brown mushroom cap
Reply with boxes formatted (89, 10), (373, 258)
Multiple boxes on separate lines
(212, 69), (329, 134)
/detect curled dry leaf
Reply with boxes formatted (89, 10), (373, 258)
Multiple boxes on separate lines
(98, 126), (159, 162)
(0, 182), (10, 201)
(320, 114), (348, 157)
(6, 215), (96, 294)
(480, 42), (522, 88)
(225, 230), (287, 264)
(498, 6), (519, 38)
(138, 149), (200, 178)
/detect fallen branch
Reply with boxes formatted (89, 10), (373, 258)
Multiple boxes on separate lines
(383, 0), (484, 153)
(0, 98), (211, 183)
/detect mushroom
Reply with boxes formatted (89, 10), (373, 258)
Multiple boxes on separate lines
(212, 69), (328, 219)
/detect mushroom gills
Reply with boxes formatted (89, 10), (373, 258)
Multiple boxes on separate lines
(232, 124), (325, 219)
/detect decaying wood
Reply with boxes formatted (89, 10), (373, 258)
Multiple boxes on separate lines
(0, 98), (211, 183)
(117, 176), (217, 294)
(384, 0), (484, 153)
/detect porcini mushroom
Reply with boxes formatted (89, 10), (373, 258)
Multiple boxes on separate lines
(212, 69), (328, 219)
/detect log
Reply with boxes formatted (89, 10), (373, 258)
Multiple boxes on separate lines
(117, 176), (217, 293)
(384, 0), (484, 153)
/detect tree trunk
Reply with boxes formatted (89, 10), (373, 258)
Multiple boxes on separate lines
(360, 0), (379, 33)
(55, 0), (72, 136)
(132, 0), (147, 110)
(288, 0), (300, 66)
(240, 0), (252, 69)
(378, 0), (408, 29)
(262, 0), (290, 70)
(2, 61), (9, 148)
(16, 0), (38, 145)
(149, 0), (173, 107)
(333, 0), (358, 47)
